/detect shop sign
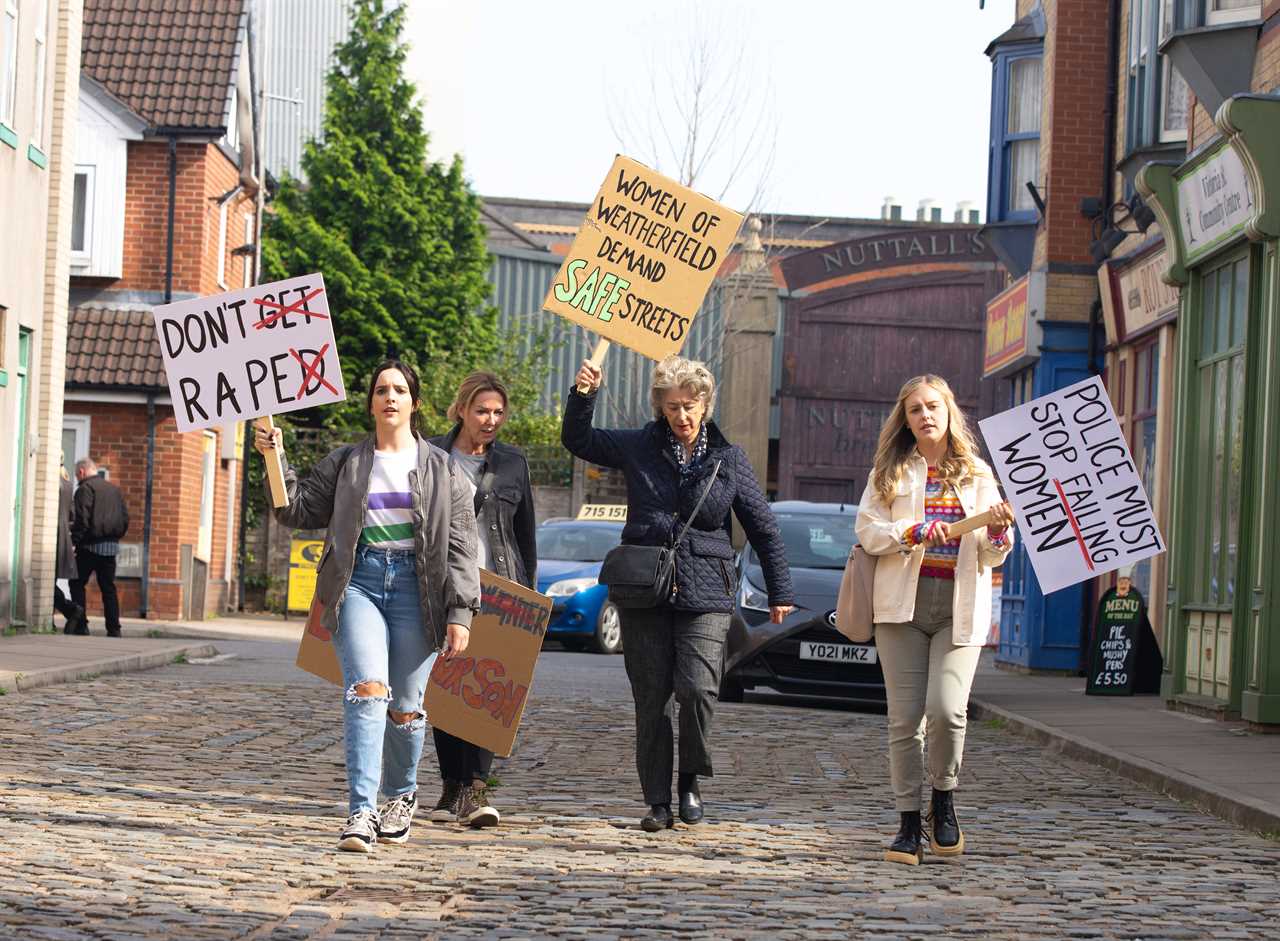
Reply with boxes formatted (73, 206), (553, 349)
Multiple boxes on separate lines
(1099, 246), (1180, 344)
(1175, 142), (1255, 265)
(286, 538), (324, 613)
(983, 274), (1032, 377)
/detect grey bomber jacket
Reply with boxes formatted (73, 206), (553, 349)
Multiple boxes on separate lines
(270, 435), (482, 648)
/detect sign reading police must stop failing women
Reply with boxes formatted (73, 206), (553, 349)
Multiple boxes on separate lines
(979, 375), (1165, 595)
(151, 274), (346, 433)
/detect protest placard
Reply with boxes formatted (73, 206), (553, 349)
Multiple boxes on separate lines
(978, 375), (1165, 595)
(151, 273), (345, 434)
(295, 570), (552, 757)
(542, 155), (744, 363)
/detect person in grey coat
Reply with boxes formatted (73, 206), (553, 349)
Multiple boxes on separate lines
(255, 359), (481, 854)
(54, 461), (85, 634)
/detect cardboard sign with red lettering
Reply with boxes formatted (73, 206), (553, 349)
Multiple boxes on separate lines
(294, 570), (552, 757)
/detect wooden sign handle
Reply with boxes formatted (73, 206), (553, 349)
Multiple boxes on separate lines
(255, 416), (288, 508)
(577, 336), (611, 394)
(947, 508), (997, 538)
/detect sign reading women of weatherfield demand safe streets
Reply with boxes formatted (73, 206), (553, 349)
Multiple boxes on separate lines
(978, 376), (1164, 595)
(542, 155), (744, 361)
(152, 273), (345, 433)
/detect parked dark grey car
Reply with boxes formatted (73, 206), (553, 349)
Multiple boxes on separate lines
(720, 501), (886, 706)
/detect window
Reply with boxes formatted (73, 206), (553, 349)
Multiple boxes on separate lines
(1204, 0), (1260, 26)
(32, 0), (48, 150)
(71, 165), (94, 258)
(1, 0), (18, 134)
(1128, 0), (1188, 151)
(241, 214), (254, 288)
(216, 201), (228, 287)
(1130, 340), (1160, 599)
(987, 48), (1043, 222)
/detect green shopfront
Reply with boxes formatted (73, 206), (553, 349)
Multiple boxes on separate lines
(1138, 95), (1280, 727)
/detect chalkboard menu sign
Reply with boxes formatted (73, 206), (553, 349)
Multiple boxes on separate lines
(1086, 583), (1162, 695)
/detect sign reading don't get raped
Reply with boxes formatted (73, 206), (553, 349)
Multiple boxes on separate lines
(152, 273), (346, 433)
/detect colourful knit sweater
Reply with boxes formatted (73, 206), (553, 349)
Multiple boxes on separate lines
(902, 467), (1010, 579)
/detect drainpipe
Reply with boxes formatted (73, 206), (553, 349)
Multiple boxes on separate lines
(165, 134), (177, 303)
(140, 394), (156, 618)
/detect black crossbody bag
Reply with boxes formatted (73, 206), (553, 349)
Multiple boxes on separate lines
(598, 460), (722, 608)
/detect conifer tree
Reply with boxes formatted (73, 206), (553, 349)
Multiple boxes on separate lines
(263, 0), (494, 426)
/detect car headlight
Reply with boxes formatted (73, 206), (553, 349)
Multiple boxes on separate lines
(739, 575), (769, 612)
(545, 576), (599, 597)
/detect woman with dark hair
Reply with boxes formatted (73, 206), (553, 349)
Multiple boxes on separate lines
(426, 370), (536, 829)
(254, 359), (481, 853)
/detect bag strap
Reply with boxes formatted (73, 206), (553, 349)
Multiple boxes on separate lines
(672, 459), (722, 549)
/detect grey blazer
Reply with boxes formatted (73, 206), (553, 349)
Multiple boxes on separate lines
(270, 435), (482, 648)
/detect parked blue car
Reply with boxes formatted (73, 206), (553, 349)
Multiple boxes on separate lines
(536, 519), (625, 654)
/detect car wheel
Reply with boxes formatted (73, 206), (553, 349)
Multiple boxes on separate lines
(592, 601), (623, 654)
(718, 672), (745, 703)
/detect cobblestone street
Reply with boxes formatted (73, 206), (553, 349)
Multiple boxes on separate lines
(2, 640), (1277, 939)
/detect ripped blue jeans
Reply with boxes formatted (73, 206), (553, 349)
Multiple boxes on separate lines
(335, 546), (437, 815)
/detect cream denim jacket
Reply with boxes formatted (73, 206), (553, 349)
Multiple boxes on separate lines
(854, 453), (1014, 646)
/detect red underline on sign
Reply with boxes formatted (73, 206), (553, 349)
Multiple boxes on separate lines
(1052, 477), (1094, 571)
(252, 287), (328, 329)
(290, 344), (339, 399)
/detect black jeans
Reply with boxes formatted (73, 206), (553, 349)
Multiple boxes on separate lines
(70, 550), (120, 634)
(433, 727), (494, 784)
(620, 605), (731, 806)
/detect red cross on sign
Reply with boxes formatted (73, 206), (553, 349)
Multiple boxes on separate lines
(290, 344), (339, 400)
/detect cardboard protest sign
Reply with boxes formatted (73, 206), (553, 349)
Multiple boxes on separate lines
(542, 155), (743, 361)
(978, 375), (1165, 595)
(152, 273), (345, 433)
(295, 570), (552, 757)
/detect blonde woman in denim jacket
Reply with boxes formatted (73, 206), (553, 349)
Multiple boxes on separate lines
(855, 375), (1014, 865)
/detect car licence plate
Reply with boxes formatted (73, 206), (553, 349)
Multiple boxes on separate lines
(799, 641), (878, 664)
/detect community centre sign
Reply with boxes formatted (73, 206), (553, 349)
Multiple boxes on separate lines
(151, 273), (345, 433)
(979, 375), (1164, 594)
(542, 155), (743, 361)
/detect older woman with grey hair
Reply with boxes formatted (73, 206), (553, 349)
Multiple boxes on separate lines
(562, 353), (794, 832)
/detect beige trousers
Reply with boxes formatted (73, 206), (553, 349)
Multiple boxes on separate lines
(875, 575), (983, 811)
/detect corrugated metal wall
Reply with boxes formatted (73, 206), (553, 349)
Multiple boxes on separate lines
(489, 247), (725, 426)
(258, 0), (353, 182)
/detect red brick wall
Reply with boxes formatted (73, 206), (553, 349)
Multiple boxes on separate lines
(66, 401), (241, 620)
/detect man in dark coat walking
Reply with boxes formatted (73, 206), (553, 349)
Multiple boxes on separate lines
(70, 458), (129, 637)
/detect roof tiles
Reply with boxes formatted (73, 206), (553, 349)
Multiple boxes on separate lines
(82, 0), (246, 131)
(67, 306), (168, 389)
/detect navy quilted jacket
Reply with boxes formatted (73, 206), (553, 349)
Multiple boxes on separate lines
(562, 388), (794, 613)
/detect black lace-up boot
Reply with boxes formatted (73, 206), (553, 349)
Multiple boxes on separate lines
(884, 810), (924, 865)
(927, 787), (964, 856)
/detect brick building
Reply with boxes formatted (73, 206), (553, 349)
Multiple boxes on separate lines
(65, 0), (259, 621)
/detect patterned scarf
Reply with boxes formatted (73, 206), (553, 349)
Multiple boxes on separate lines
(667, 423), (708, 479)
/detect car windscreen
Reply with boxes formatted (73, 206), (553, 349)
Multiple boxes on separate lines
(536, 525), (622, 563)
(750, 512), (854, 570)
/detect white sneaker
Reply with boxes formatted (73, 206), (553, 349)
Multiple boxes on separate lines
(337, 808), (380, 853)
(377, 792), (417, 844)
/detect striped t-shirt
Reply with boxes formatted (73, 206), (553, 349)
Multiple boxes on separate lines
(360, 450), (416, 549)
(903, 467), (964, 579)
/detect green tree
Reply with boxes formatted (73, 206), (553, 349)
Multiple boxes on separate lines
(262, 0), (495, 429)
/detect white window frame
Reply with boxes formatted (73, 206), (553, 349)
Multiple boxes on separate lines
(71, 164), (95, 261)
(1, 0), (19, 130)
(216, 201), (229, 288)
(1204, 1), (1261, 26)
(241, 213), (253, 288)
(62, 414), (92, 469)
(1159, 55), (1189, 143)
(32, 0), (48, 149)
(224, 85), (238, 152)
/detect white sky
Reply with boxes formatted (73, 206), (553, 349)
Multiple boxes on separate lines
(403, 0), (1016, 220)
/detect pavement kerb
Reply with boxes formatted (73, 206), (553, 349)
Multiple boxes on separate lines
(967, 695), (1280, 836)
(0, 642), (219, 694)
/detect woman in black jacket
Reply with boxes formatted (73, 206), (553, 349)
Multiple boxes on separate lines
(564, 354), (794, 832)
(427, 371), (537, 829)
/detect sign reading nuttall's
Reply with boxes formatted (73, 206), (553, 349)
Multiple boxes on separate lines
(779, 227), (996, 293)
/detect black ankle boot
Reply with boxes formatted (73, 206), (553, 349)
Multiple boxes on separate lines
(640, 804), (673, 832)
(884, 811), (924, 865)
(927, 788), (964, 856)
(678, 777), (703, 825)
